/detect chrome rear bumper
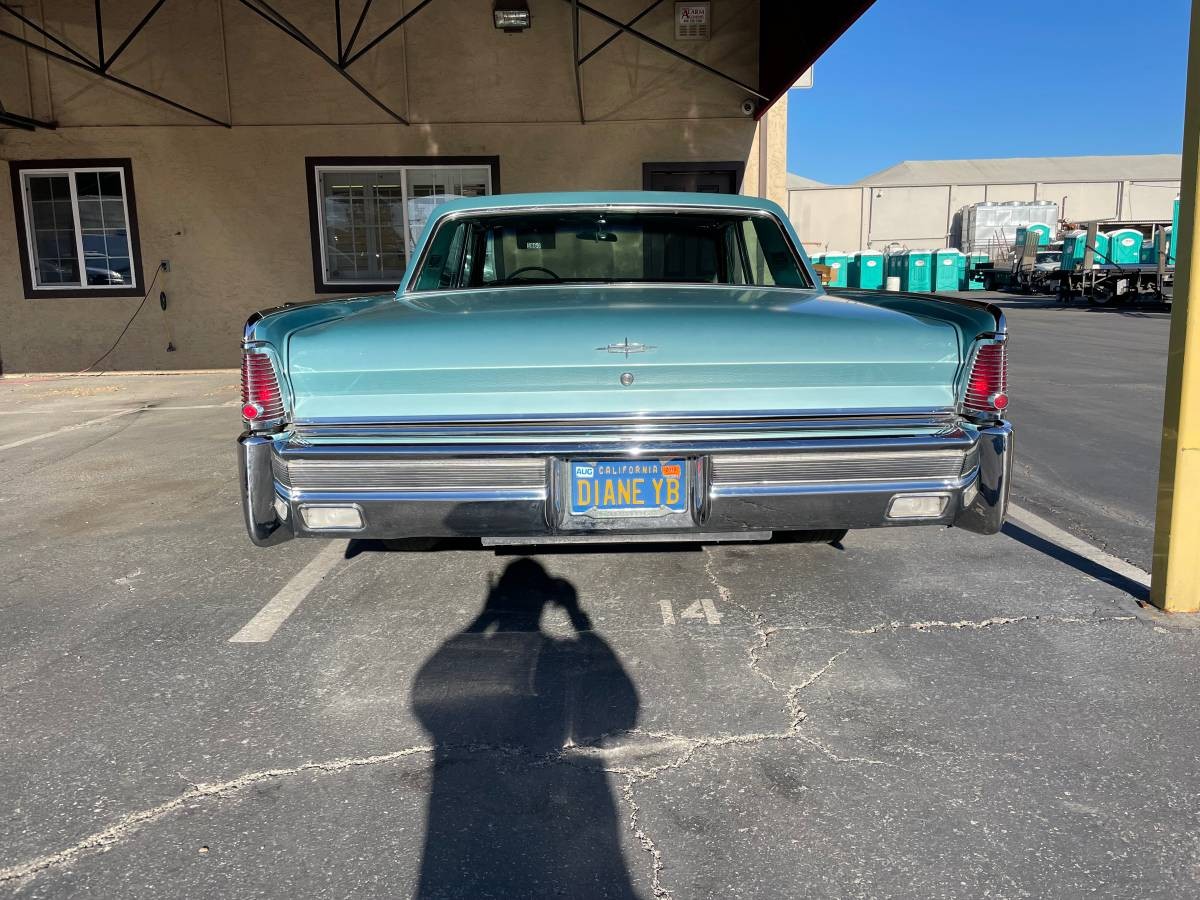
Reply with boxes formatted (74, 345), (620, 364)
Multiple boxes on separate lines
(239, 422), (1012, 546)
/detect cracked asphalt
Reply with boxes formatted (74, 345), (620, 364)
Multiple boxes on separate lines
(2, 301), (1199, 899)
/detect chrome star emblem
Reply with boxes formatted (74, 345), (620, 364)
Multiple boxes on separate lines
(597, 338), (657, 358)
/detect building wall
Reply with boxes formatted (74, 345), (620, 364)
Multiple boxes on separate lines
(0, 0), (780, 372)
(789, 177), (1181, 253)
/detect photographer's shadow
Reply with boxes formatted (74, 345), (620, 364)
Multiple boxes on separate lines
(411, 558), (642, 899)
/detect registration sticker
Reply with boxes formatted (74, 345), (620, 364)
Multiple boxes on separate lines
(569, 460), (688, 515)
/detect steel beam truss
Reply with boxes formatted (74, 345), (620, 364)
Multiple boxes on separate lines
(0, 0), (229, 126)
(0, 100), (55, 130)
(566, 0), (769, 124)
(0, 0), (769, 131)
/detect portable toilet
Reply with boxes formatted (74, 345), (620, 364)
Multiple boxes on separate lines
(1106, 228), (1142, 265)
(963, 252), (989, 290)
(1140, 238), (1158, 265)
(932, 248), (963, 291)
(899, 250), (932, 292)
(822, 250), (848, 288)
(1016, 223), (1052, 254)
(849, 250), (884, 289)
(1061, 231), (1086, 270)
(1091, 231), (1111, 265)
(1170, 196), (1180, 265)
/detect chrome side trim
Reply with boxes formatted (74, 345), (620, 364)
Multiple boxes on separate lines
(273, 456), (548, 493)
(278, 432), (977, 460)
(712, 474), (973, 498)
(711, 449), (970, 485)
(291, 408), (961, 441)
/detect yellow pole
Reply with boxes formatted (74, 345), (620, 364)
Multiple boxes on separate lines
(1151, 0), (1200, 611)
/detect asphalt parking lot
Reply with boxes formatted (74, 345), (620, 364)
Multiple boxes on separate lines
(2, 298), (1199, 899)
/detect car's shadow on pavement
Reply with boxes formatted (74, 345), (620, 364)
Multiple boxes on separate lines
(345, 532), (847, 558)
(1002, 522), (1150, 601)
(408, 557), (643, 899)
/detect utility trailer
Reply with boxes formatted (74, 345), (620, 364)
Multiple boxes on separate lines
(1053, 262), (1173, 306)
(1052, 222), (1173, 306)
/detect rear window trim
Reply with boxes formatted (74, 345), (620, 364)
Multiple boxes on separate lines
(404, 205), (814, 294)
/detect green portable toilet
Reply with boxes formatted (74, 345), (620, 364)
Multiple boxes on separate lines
(1140, 238), (1158, 265)
(1015, 223), (1053, 255)
(965, 253), (989, 290)
(1106, 228), (1142, 265)
(932, 249), (963, 291)
(1170, 196), (1180, 265)
(899, 250), (932, 292)
(823, 250), (848, 288)
(1091, 231), (1111, 265)
(1061, 231), (1089, 270)
(849, 251), (884, 289)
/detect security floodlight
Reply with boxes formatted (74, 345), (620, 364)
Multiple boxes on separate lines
(494, 1), (531, 31)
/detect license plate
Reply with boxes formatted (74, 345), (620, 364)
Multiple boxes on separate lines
(569, 459), (688, 516)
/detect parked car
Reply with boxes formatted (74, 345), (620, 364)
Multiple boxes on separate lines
(238, 192), (1011, 547)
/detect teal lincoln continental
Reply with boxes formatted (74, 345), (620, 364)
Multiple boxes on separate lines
(238, 192), (1011, 547)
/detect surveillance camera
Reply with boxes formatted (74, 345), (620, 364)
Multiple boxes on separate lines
(740, 99), (756, 116)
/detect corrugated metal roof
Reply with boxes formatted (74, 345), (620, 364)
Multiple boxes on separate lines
(852, 154), (1182, 186)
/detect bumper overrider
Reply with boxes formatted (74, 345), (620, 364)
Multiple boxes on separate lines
(238, 416), (1013, 547)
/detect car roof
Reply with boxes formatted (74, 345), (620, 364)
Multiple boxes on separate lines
(427, 191), (786, 218)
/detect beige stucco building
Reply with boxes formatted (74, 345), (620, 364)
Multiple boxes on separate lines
(787, 154), (1183, 255)
(0, 0), (864, 373)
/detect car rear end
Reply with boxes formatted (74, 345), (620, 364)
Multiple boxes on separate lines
(238, 316), (1011, 547)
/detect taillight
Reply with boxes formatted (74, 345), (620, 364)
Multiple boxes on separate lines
(963, 341), (1008, 415)
(241, 349), (285, 425)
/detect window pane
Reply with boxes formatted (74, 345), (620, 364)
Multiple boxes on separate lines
(740, 220), (774, 285)
(76, 172), (100, 197)
(78, 199), (103, 229)
(25, 175), (81, 287)
(405, 167), (490, 251)
(414, 211), (810, 290)
(73, 172), (131, 287)
(318, 165), (491, 286)
(98, 172), (122, 197)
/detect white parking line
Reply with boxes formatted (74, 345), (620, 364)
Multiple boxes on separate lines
(228, 542), (347, 643)
(0, 406), (147, 452)
(1006, 504), (1152, 588)
(0, 402), (237, 415)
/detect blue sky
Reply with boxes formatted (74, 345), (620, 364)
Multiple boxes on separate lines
(787, 0), (1190, 184)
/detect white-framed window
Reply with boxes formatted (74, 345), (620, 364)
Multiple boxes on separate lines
(11, 160), (142, 297)
(307, 157), (496, 292)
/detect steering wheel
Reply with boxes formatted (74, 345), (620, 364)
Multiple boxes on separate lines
(506, 265), (562, 281)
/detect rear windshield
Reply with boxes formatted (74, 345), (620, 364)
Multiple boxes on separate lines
(411, 209), (812, 291)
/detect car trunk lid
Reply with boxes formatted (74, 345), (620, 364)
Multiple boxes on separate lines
(285, 285), (962, 420)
